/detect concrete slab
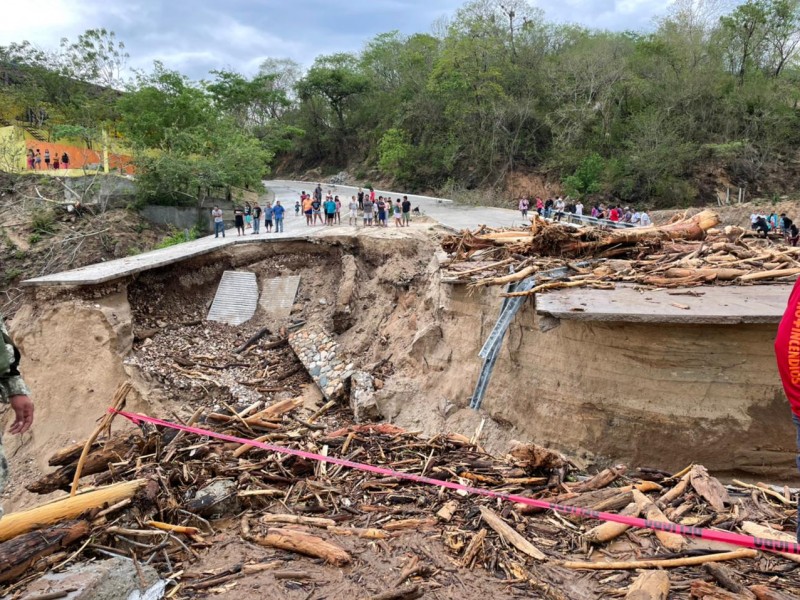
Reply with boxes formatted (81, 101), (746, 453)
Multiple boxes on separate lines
(207, 271), (259, 325)
(536, 283), (793, 324)
(21, 227), (326, 287)
(260, 275), (301, 320)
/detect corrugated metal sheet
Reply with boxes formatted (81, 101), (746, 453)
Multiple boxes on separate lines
(207, 271), (259, 326)
(259, 275), (301, 320)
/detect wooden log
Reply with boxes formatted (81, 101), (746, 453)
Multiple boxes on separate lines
(0, 480), (146, 542)
(691, 581), (748, 599)
(690, 465), (730, 511)
(261, 514), (336, 528)
(461, 528), (487, 567)
(0, 520), (90, 583)
(28, 432), (151, 495)
(562, 549), (758, 570)
(738, 268), (800, 282)
(473, 265), (536, 287)
(664, 267), (747, 281)
(48, 439), (101, 467)
(584, 502), (640, 545)
(570, 465), (626, 493)
(705, 563), (756, 598)
(633, 489), (685, 552)
(749, 585), (800, 600)
(740, 522), (800, 564)
(478, 506), (546, 560)
(626, 570), (670, 600)
(234, 326), (271, 354)
(253, 527), (351, 566)
(657, 474), (690, 508)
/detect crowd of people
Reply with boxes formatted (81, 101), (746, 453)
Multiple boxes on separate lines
(517, 195), (652, 227)
(26, 148), (70, 170)
(297, 184), (415, 228)
(210, 200), (286, 238)
(751, 211), (800, 245)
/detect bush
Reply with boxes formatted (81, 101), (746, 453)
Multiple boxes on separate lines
(31, 210), (57, 235)
(28, 233), (41, 244)
(155, 225), (203, 249)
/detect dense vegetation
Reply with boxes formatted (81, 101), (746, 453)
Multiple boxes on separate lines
(2, 0), (800, 207)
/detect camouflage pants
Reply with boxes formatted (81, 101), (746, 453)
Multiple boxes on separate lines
(0, 434), (6, 519)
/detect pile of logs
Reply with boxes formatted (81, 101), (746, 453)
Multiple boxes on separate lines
(441, 210), (800, 293)
(2, 390), (800, 598)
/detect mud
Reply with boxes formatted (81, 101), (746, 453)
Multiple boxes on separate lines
(3, 224), (796, 519)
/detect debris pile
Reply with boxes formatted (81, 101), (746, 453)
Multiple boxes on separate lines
(2, 383), (800, 598)
(441, 210), (800, 294)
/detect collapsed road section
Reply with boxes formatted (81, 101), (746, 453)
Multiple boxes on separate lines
(2, 213), (800, 597)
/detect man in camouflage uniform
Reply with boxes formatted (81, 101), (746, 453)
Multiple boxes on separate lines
(0, 313), (34, 519)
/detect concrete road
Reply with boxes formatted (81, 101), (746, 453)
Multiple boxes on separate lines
(265, 179), (527, 231)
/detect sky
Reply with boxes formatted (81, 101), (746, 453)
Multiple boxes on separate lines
(0, 0), (672, 80)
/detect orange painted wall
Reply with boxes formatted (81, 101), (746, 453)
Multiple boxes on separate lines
(24, 140), (134, 174)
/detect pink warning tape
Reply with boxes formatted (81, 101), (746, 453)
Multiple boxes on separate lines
(112, 409), (800, 556)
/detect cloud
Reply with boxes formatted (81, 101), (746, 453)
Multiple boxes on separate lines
(0, 0), (674, 80)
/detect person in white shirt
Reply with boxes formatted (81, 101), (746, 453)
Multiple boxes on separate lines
(575, 201), (584, 216)
(348, 196), (359, 226)
(750, 213), (759, 230)
(554, 197), (566, 221)
(632, 210), (641, 225)
(640, 211), (652, 226)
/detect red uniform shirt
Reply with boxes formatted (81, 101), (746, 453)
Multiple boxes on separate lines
(774, 278), (800, 417)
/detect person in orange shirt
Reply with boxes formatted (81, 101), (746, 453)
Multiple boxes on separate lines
(302, 194), (314, 226)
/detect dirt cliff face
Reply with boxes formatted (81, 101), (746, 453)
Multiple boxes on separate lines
(382, 279), (796, 479)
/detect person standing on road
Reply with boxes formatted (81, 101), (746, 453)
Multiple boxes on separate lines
(212, 206), (225, 238)
(273, 201), (285, 232)
(263, 202), (274, 233)
(575, 201), (584, 217)
(402, 196), (411, 227)
(244, 203), (252, 230)
(394, 199), (403, 227)
(303, 195), (314, 226)
(1, 313), (34, 519)
(639, 211), (651, 227)
(324, 196), (337, 226)
(363, 197), (374, 226)
(335, 196), (342, 224)
(234, 206), (245, 236)
(348, 196), (359, 226)
(357, 188), (364, 210)
(252, 202), (262, 234)
(44, 149), (51, 169)
(377, 197), (387, 227)
(295, 198), (301, 217)
(519, 197), (529, 220)
(314, 184), (323, 204)
(311, 196), (323, 225)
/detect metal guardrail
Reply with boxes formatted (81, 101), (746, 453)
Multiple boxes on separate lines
(469, 263), (591, 410)
(547, 212), (639, 229)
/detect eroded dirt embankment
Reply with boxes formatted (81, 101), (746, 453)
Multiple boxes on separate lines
(3, 226), (796, 515)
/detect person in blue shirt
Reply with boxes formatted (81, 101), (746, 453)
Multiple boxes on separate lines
(324, 198), (337, 226)
(273, 201), (286, 232)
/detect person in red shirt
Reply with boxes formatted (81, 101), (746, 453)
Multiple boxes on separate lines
(609, 206), (620, 222)
(774, 277), (800, 541)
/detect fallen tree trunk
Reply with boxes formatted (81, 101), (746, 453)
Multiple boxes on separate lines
(0, 520), (90, 583)
(0, 479), (147, 542)
(252, 527), (351, 566)
(28, 432), (152, 495)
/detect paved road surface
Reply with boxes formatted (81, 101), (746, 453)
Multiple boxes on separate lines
(23, 182), (519, 287)
(266, 179), (527, 231)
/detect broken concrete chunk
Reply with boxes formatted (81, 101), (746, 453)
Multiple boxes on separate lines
(350, 370), (379, 423)
(20, 557), (160, 600)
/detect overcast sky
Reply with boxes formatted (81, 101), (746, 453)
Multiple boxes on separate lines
(1, 0), (671, 80)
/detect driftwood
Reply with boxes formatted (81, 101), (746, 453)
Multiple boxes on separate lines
(633, 489), (685, 552)
(749, 586), (800, 600)
(0, 479), (146, 542)
(690, 465), (730, 511)
(28, 431), (152, 494)
(479, 506), (546, 560)
(705, 563), (756, 599)
(626, 570), (670, 600)
(0, 520), (90, 583)
(562, 549), (758, 570)
(584, 502), (639, 544)
(252, 527), (351, 566)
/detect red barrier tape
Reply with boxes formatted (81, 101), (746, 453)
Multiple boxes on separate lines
(112, 409), (800, 556)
